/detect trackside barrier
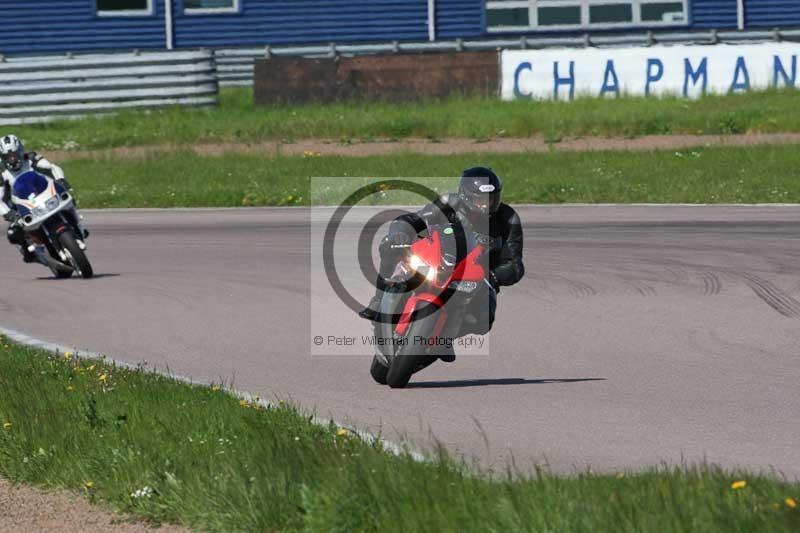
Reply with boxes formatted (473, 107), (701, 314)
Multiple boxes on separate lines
(214, 28), (800, 86)
(0, 50), (219, 125)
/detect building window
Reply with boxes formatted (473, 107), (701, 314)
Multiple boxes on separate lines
(184, 0), (240, 14)
(96, 0), (153, 17)
(486, 0), (688, 31)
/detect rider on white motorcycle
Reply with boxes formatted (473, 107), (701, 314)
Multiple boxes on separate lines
(0, 134), (84, 263)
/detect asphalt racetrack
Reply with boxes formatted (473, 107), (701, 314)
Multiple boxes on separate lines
(1, 206), (798, 478)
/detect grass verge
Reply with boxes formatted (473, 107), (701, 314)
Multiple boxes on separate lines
(63, 143), (800, 208)
(10, 88), (800, 151)
(0, 339), (798, 531)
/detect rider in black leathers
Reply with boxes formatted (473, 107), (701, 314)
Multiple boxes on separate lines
(358, 167), (525, 336)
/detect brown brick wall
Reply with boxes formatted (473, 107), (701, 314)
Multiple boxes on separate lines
(254, 51), (499, 105)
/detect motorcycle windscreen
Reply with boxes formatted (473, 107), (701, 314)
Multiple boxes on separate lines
(12, 171), (50, 200)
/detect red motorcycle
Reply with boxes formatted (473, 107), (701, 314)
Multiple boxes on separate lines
(370, 223), (488, 388)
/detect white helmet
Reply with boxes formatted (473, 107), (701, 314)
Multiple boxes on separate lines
(0, 134), (24, 172)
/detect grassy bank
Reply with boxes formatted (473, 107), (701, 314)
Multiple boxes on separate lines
(10, 88), (800, 151)
(0, 339), (798, 531)
(63, 143), (800, 208)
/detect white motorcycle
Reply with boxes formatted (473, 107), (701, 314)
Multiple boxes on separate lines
(10, 170), (93, 279)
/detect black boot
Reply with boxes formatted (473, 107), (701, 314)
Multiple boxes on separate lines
(358, 293), (383, 321)
(21, 246), (36, 263)
(439, 346), (456, 363)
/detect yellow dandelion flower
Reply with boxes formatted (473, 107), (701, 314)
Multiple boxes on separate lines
(731, 480), (747, 490)
(98, 374), (107, 383)
(3, 422), (11, 429)
(786, 497), (797, 509)
(64, 351), (73, 359)
(336, 428), (349, 437)
(239, 399), (249, 408)
(84, 481), (94, 490)
(87, 364), (96, 372)
(66, 385), (73, 392)
(211, 385), (221, 392)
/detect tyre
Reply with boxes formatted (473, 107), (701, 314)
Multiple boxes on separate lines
(370, 355), (389, 385)
(54, 268), (73, 279)
(58, 232), (93, 279)
(386, 311), (440, 389)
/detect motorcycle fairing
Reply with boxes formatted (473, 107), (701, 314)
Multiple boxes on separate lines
(410, 228), (486, 287)
(11, 171), (56, 216)
(410, 230), (443, 270)
(393, 227), (487, 335)
(447, 245), (486, 285)
(394, 293), (448, 336)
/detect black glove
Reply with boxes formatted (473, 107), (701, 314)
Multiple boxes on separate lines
(58, 177), (73, 191)
(3, 210), (20, 224)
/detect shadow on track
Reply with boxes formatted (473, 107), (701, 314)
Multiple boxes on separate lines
(36, 273), (122, 281)
(407, 377), (606, 389)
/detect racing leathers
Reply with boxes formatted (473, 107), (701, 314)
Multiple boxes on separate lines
(362, 193), (525, 336)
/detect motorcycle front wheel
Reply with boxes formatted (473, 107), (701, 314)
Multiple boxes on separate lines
(370, 355), (389, 385)
(386, 311), (440, 389)
(59, 232), (93, 279)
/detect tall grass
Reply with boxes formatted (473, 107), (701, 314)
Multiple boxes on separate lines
(0, 340), (798, 531)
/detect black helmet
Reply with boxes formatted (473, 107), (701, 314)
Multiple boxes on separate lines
(458, 167), (502, 216)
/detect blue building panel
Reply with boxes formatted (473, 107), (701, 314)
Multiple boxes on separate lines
(0, 0), (798, 56)
(173, 0), (429, 47)
(689, 0), (739, 28)
(745, 0), (800, 28)
(0, 0), (166, 55)
(434, 0), (483, 39)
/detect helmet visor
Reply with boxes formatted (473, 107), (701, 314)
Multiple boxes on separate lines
(463, 189), (500, 215)
(1, 152), (20, 169)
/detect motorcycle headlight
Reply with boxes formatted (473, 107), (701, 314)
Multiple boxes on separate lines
(31, 196), (59, 218)
(408, 254), (437, 282)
